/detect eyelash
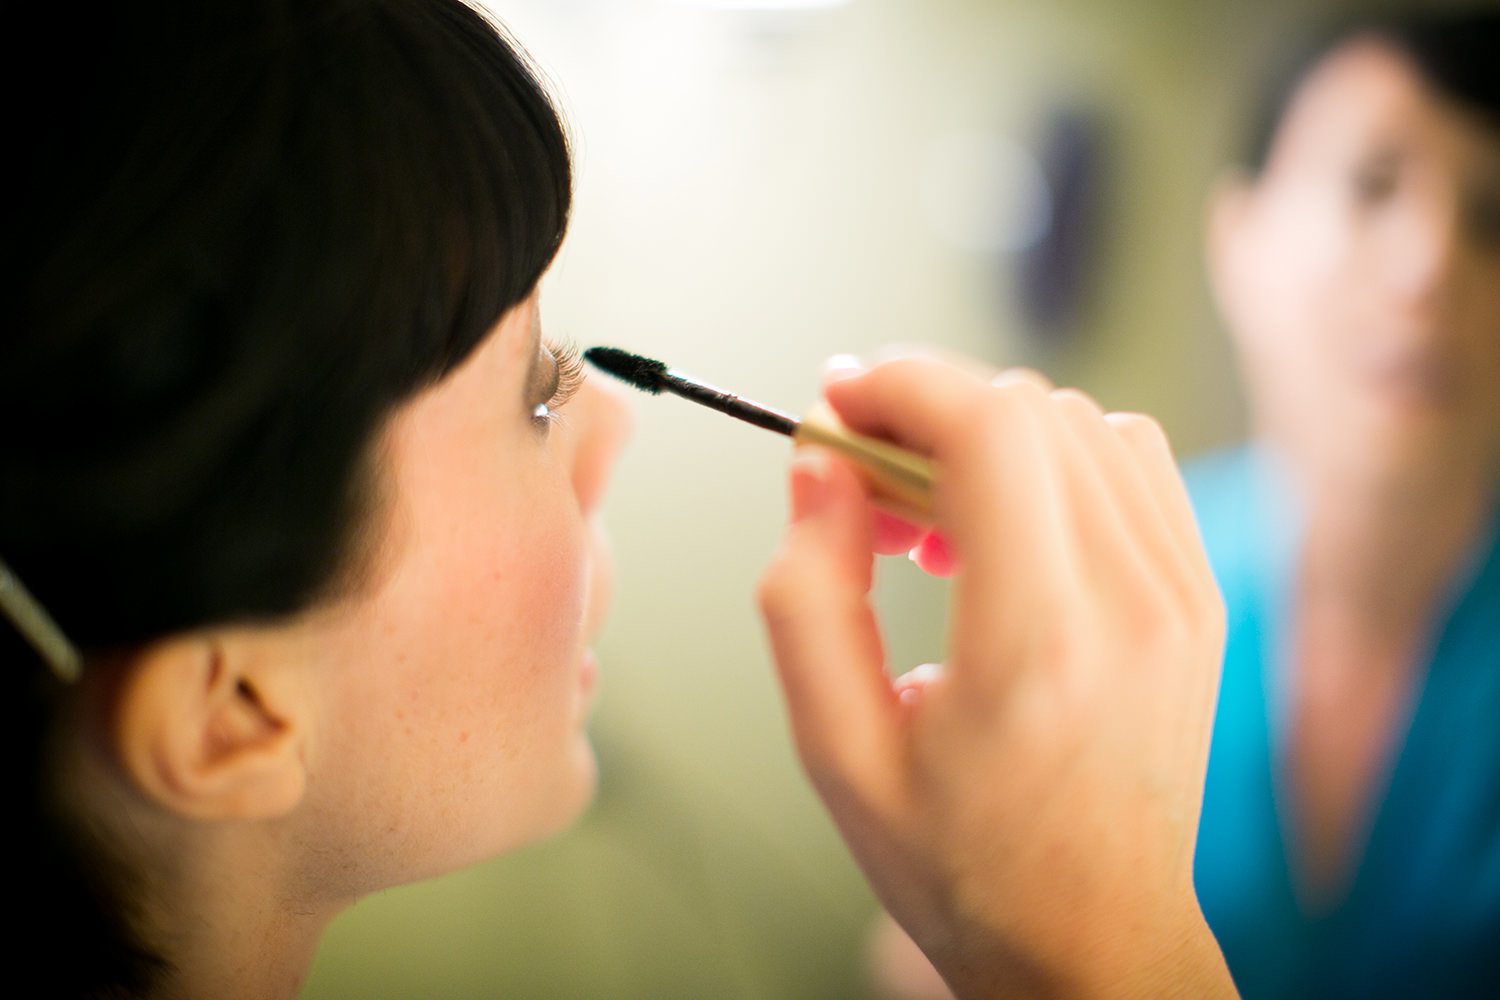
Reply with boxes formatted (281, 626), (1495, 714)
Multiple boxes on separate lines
(532, 336), (585, 427)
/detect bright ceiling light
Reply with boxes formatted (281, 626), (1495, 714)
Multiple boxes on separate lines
(670, 0), (855, 10)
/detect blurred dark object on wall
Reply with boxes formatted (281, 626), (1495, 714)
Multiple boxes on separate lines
(1014, 107), (1110, 347)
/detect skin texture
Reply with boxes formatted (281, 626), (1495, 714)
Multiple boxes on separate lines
(61, 293), (632, 999)
(290, 296), (627, 892)
(759, 357), (1236, 999)
(1207, 39), (1500, 908)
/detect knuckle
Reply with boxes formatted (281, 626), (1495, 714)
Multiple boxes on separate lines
(1049, 386), (1104, 416)
(756, 553), (799, 618)
(1127, 590), (1188, 651)
(990, 372), (1050, 406)
(1129, 576), (1225, 659)
(959, 396), (1026, 466)
(991, 365), (1054, 392)
(1111, 571), (1194, 648)
(973, 380), (1037, 430)
(1107, 410), (1171, 449)
(873, 354), (942, 384)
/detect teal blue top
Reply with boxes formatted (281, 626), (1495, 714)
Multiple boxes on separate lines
(1187, 446), (1500, 999)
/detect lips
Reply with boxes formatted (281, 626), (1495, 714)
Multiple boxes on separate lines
(579, 648), (598, 698)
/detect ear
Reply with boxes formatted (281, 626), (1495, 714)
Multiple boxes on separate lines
(1204, 167), (1258, 347)
(111, 631), (310, 821)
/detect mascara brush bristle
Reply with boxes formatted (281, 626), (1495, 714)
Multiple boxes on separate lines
(584, 345), (801, 438)
(583, 347), (669, 394)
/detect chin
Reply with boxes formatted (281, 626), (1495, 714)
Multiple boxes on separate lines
(1301, 401), (1467, 488)
(1362, 416), (1476, 479)
(415, 739), (601, 886)
(555, 735), (601, 828)
(514, 735), (601, 849)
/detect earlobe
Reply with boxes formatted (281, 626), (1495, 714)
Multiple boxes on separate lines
(112, 633), (309, 821)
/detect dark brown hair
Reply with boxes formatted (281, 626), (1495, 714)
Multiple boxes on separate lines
(1242, 8), (1499, 175)
(3, 1), (572, 994)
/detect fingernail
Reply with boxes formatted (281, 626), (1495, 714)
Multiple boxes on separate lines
(895, 662), (943, 709)
(910, 530), (959, 577)
(789, 449), (833, 520)
(822, 353), (865, 385)
(907, 662), (943, 683)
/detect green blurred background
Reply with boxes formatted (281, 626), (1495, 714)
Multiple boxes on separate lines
(301, 0), (1435, 996)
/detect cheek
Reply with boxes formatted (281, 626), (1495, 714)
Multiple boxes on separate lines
(447, 504), (595, 845)
(321, 489), (593, 874)
(1258, 191), (1357, 334)
(432, 491), (589, 745)
(1239, 190), (1368, 395)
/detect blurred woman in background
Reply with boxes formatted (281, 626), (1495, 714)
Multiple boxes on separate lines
(1194, 9), (1500, 996)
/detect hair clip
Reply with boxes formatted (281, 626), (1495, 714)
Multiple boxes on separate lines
(0, 557), (82, 683)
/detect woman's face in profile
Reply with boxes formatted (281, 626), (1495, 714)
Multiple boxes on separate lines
(283, 293), (632, 895)
(1211, 38), (1500, 489)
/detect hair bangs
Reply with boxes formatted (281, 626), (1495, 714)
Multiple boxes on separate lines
(329, 0), (573, 385)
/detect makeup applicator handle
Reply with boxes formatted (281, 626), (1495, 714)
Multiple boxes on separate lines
(794, 402), (935, 522)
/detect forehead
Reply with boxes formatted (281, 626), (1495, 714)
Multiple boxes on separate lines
(1268, 38), (1500, 176)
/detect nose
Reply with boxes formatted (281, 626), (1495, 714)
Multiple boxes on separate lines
(570, 369), (634, 516)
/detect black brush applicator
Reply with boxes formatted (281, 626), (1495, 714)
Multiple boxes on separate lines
(585, 347), (934, 520)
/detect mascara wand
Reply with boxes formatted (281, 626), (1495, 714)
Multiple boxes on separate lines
(584, 347), (935, 521)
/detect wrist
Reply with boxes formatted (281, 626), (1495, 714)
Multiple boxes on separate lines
(938, 894), (1237, 1000)
(1065, 899), (1238, 1000)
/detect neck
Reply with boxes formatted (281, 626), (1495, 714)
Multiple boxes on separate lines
(137, 820), (347, 1000)
(1292, 456), (1495, 639)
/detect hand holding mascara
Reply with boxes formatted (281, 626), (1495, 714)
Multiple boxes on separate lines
(587, 345), (1234, 995)
(583, 347), (935, 522)
(754, 355), (1235, 999)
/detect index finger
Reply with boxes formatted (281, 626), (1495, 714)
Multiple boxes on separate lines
(822, 357), (1077, 664)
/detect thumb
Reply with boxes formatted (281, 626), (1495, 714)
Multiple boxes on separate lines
(758, 448), (901, 797)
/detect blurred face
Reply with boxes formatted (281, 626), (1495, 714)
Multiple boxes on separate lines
(1210, 39), (1500, 495)
(293, 293), (631, 895)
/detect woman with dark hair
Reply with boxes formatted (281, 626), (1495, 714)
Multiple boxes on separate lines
(6, 2), (1238, 998)
(1195, 8), (1500, 997)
